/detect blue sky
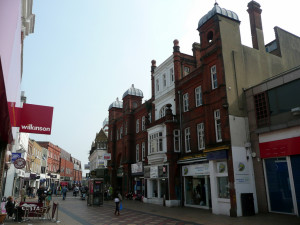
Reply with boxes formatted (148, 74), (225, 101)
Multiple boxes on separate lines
(21, 0), (300, 175)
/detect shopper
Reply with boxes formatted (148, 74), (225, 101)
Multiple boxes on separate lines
(62, 186), (68, 200)
(114, 193), (120, 215)
(37, 185), (45, 204)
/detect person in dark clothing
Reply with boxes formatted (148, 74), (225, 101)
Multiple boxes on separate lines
(5, 196), (23, 222)
(37, 185), (45, 203)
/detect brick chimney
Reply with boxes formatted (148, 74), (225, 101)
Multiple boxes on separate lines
(173, 39), (181, 81)
(247, 1), (264, 50)
(151, 60), (156, 100)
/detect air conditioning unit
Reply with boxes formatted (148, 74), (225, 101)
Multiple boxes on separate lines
(291, 107), (300, 116)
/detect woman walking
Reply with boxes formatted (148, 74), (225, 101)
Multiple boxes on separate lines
(114, 193), (120, 215)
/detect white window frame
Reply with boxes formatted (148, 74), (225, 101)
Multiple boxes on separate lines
(136, 119), (139, 133)
(183, 93), (189, 112)
(173, 129), (180, 152)
(148, 112), (152, 123)
(142, 116), (145, 131)
(159, 105), (166, 118)
(136, 144), (139, 162)
(149, 132), (163, 154)
(163, 74), (166, 87)
(211, 65), (218, 90)
(214, 109), (222, 142)
(195, 86), (203, 107)
(170, 68), (174, 82)
(156, 79), (159, 92)
(142, 142), (145, 161)
(197, 123), (205, 150)
(184, 127), (191, 152)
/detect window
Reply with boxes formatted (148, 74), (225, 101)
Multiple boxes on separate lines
(117, 130), (119, 140)
(159, 105), (166, 118)
(173, 129), (180, 152)
(195, 86), (202, 107)
(207, 31), (214, 43)
(136, 119), (139, 133)
(184, 127), (191, 152)
(197, 123), (205, 150)
(125, 121), (127, 135)
(149, 132), (163, 154)
(218, 177), (229, 198)
(156, 79), (159, 92)
(148, 112), (152, 123)
(183, 93), (189, 112)
(184, 67), (190, 76)
(136, 144), (139, 162)
(254, 92), (269, 127)
(211, 65), (217, 89)
(120, 126), (123, 139)
(214, 109), (222, 142)
(142, 142), (145, 160)
(163, 74), (166, 87)
(170, 68), (174, 82)
(142, 116), (145, 131)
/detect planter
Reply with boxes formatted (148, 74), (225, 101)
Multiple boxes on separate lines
(0, 214), (7, 224)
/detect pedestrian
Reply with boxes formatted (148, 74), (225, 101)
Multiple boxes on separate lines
(114, 193), (120, 216)
(46, 188), (52, 206)
(37, 185), (45, 203)
(62, 186), (67, 200)
(20, 186), (26, 202)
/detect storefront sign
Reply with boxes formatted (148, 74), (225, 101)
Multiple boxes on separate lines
(13, 158), (26, 169)
(182, 163), (209, 176)
(8, 102), (54, 135)
(150, 166), (158, 178)
(103, 153), (111, 160)
(235, 176), (250, 184)
(11, 153), (21, 162)
(131, 162), (143, 174)
(217, 162), (227, 174)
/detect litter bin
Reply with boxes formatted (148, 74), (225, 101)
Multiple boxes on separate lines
(241, 193), (255, 216)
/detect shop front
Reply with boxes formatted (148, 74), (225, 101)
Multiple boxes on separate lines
(144, 164), (169, 205)
(131, 162), (144, 196)
(181, 163), (211, 209)
(259, 127), (300, 216)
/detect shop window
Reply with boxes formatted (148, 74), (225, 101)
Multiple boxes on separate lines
(217, 177), (229, 198)
(211, 65), (217, 90)
(136, 144), (139, 162)
(174, 129), (180, 152)
(195, 86), (203, 107)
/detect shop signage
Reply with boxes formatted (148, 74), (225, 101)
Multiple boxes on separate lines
(50, 174), (57, 178)
(217, 162), (227, 174)
(103, 153), (111, 160)
(13, 158), (26, 169)
(131, 162), (143, 174)
(182, 163), (209, 176)
(8, 102), (54, 135)
(150, 166), (158, 178)
(30, 173), (37, 179)
(11, 153), (21, 162)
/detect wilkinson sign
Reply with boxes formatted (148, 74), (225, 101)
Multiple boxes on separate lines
(8, 102), (54, 135)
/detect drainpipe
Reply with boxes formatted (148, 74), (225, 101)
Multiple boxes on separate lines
(177, 90), (184, 206)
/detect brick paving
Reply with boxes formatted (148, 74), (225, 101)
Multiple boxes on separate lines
(3, 195), (300, 225)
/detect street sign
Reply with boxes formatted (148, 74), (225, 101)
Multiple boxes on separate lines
(11, 153), (21, 162)
(13, 158), (26, 169)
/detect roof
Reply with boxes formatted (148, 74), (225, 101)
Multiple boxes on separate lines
(122, 84), (143, 99)
(108, 98), (123, 110)
(197, 3), (239, 30)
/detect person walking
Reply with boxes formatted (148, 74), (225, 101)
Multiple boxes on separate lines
(37, 185), (45, 204)
(114, 193), (120, 216)
(20, 186), (26, 202)
(62, 186), (67, 200)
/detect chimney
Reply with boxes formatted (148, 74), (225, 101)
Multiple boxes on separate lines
(151, 60), (156, 100)
(173, 39), (181, 81)
(247, 1), (264, 50)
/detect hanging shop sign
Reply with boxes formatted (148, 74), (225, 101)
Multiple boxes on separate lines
(8, 102), (54, 135)
(13, 158), (26, 169)
(131, 162), (143, 174)
(11, 153), (21, 162)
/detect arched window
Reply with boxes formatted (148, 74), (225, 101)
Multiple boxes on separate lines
(159, 105), (167, 118)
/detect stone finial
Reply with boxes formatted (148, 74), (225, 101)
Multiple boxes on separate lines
(173, 39), (179, 46)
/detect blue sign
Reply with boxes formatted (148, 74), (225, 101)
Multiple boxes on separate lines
(11, 153), (21, 162)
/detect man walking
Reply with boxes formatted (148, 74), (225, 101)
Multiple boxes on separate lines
(62, 186), (67, 200)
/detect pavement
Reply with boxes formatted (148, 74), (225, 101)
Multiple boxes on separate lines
(2, 196), (300, 225)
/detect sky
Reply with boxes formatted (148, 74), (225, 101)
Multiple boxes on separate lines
(22, 0), (300, 176)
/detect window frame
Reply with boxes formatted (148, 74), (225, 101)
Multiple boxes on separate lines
(136, 119), (140, 133)
(163, 74), (166, 87)
(197, 123), (205, 150)
(170, 68), (174, 82)
(142, 116), (145, 131)
(183, 93), (189, 112)
(214, 109), (222, 142)
(173, 129), (181, 152)
(184, 127), (191, 153)
(195, 86), (203, 107)
(211, 65), (218, 90)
